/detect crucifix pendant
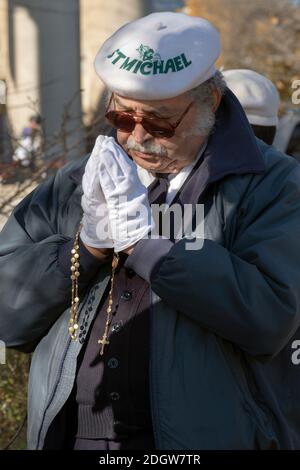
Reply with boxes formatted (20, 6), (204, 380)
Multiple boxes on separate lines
(98, 335), (110, 356)
(97, 252), (119, 356)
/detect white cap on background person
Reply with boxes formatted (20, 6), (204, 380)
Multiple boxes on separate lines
(223, 69), (280, 126)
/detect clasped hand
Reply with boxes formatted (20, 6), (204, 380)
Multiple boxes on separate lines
(80, 135), (154, 254)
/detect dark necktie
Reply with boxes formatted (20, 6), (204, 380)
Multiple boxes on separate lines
(147, 173), (170, 237)
(147, 173), (170, 205)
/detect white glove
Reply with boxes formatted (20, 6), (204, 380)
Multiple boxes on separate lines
(80, 135), (114, 248)
(98, 138), (154, 252)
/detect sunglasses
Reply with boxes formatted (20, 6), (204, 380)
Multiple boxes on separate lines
(105, 94), (194, 138)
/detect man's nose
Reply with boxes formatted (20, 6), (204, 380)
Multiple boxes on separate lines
(131, 121), (151, 144)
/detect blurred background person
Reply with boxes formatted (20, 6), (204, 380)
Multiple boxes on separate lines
(274, 109), (300, 162)
(223, 68), (280, 145)
(12, 114), (43, 169)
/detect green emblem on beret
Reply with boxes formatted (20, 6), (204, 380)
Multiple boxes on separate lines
(107, 46), (192, 76)
(136, 44), (162, 63)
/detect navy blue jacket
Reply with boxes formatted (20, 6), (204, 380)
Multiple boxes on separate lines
(1, 90), (300, 449)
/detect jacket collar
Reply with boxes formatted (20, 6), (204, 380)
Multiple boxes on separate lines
(69, 88), (265, 186)
(201, 87), (266, 182)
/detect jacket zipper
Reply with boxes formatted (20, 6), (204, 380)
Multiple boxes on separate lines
(36, 290), (90, 449)
(149, 291), (162, 449)
(36, 336), (71, 449)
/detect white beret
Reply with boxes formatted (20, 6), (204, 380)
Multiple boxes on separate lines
(223, 69), (280, 126)
(94, 12), (220, 100)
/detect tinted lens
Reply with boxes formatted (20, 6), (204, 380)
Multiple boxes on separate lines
(143, 119), (175, 138)
(105, 111), (175, 137)
(106, 111), (135, 132)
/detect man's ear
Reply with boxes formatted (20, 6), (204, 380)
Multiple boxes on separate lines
(211, 88), (222, 112)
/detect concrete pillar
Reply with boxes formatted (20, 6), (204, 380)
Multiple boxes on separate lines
(4, 0), (83, 161)
(0, 1), (12, 163)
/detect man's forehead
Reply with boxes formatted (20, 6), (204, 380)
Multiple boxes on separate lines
(113, 93), (187, 115)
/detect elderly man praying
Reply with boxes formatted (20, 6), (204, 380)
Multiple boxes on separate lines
(1, 12), (300, 451)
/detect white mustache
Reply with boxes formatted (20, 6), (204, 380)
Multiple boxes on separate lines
(126, 136), (167, 157)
